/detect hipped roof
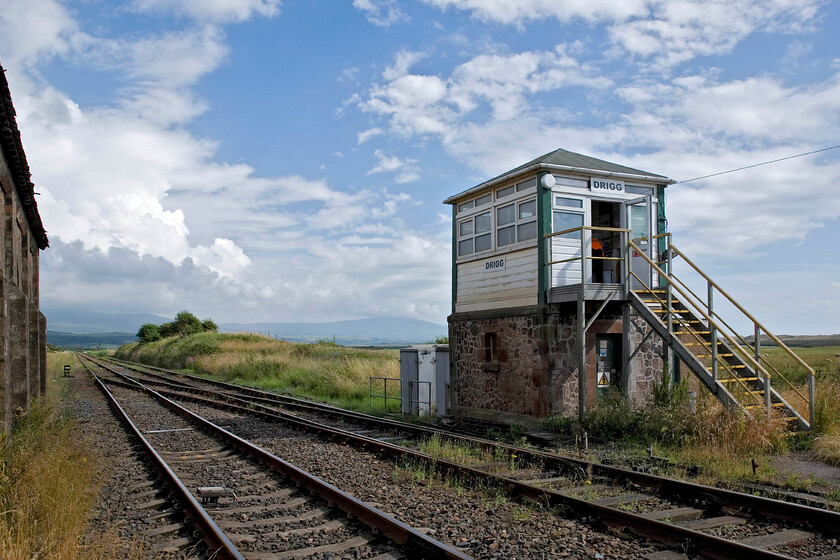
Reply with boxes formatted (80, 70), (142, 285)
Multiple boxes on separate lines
(444, 147), (673, 205)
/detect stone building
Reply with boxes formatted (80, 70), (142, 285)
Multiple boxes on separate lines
(0, 64), (50, 437)
(444, 148), (814, 430)
(445, 149), (671, 425)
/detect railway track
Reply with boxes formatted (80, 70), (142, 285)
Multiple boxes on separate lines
(80, 357), (471, 560)
(87, 355), (840, 559)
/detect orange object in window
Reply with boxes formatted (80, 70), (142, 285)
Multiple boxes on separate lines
(592, 239), (603, 251)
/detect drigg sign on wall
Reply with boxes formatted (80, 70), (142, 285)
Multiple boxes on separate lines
(590, 177), (625, 194)
(485, 258), (506, 271)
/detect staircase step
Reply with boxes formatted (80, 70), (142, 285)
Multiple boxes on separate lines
(632, 268), (811, 432)
(744, 402), (786, 410)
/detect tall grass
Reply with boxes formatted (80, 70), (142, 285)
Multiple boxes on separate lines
(116, 333), (400, 410)
(542, 371), (791, 482)
(546, 347), (840, 480)
(0, 352), (154, 559)
(765, 346), (840, 465)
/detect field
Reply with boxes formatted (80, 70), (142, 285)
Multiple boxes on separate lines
(765, 345), (840, 467)
(114, 332), (401, 412)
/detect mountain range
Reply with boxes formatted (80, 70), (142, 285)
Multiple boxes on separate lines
(43, 309), (447, 347)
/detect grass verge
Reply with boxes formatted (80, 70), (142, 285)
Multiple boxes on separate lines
(541, 347), (840, 486)
(115, 333), (401, 412)
(0, 352), (156, 559)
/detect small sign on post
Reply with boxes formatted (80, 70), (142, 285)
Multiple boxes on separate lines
(63, 364), (72, 377)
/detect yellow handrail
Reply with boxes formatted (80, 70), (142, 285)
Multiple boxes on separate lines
(664, 251), (813, 411)
(669, 245), (815, 377)
(665, 271), (812, 409)
(629, 271), (764, 406)
(544, 225), (631, 239)
(631, 240), (812, 423)
(629, 241), (776, 384)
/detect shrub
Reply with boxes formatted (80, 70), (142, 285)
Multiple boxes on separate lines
(136, 323), (161, 343)
(173, 310), (202, 336)
(137, 310), (219, 343)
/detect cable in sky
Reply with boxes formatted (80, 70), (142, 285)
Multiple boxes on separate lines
(675, 144), (840, 184)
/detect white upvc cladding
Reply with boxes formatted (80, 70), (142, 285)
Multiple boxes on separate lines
(454, 175), (539, 312)
(452, 171), (662, 311)
(456, 247), (538, 313)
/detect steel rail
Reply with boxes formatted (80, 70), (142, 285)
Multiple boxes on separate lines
(79, 360), (246, 560)
(94, 355), (840, 532)
(87, 358), (819, 560)
(82, 355), (471, 560)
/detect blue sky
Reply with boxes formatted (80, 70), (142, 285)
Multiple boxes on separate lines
(2, 0), (839, 334)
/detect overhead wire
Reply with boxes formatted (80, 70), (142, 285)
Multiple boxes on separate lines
(675, 144), (840, 184)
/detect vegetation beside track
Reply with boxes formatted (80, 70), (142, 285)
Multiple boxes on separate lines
(543, 346), (840, 486)
(0, 351), (149, 559)
(114, 332), (400, 411)
(112, 333), (840, 487)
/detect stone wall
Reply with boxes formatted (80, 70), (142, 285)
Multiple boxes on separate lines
(0, 147), (46, 437)
(626, 311), (666, 406)
(449, 307), (552, 419)
(448, 302), (666, 423)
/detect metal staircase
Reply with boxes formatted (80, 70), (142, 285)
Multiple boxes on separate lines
(626, 237), (815, 430)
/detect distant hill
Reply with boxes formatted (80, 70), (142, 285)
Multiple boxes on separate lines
(47, 331), (138, 349)
(744, 334), (840, 348)
(42, 309), (447, 347)
(220, 317), (447, 345)
(44, 309), (170, 334)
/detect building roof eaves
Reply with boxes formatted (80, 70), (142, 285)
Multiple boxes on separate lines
(0, 65), (48, 249)
(443, 161), (676, 205)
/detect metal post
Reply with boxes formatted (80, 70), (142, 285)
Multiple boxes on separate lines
(808, 373), (816, 428)
(756, 325), (770, 417)
(581, 229), (588, 292)
(578, 295), (587, 421)
(666, 242), (674, 385)
(624, 230), (632, 297)
(708, 282), (717, 384)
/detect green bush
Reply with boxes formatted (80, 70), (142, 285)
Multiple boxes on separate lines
(136, 310), (218, 344)
(137, 323), (161, 343)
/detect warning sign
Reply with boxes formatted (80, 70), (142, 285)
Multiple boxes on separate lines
(597, 372), (610, 387)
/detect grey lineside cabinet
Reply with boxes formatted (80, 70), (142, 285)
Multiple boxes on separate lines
(399, 345), (449, 418)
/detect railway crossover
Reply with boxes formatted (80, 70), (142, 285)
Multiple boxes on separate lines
(85, 355), (840, 559)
